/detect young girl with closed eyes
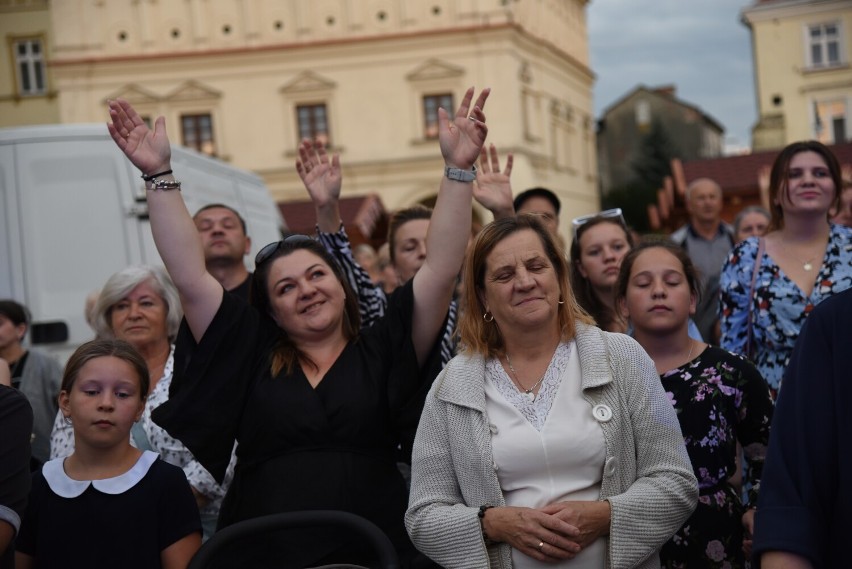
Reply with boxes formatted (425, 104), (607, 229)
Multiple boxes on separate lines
(15, 339), (201, 569)
(615, 241), (774, 569)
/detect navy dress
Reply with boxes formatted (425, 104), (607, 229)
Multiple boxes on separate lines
(659, 347), (773, 568)
(153, 281), (440, 568)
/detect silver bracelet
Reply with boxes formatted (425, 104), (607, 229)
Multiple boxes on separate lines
(147, 177), (182, 191)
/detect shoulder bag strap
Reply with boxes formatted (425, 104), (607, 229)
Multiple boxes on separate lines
(745, 237), (765, 359)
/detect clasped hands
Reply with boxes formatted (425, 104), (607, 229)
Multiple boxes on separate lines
(482, 501), (611, 563)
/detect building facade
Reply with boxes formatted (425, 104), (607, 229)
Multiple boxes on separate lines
(596, 85), (724, 194)
(47, 0), (599, 237)
(0, 0), (60, 127)
(742, 0), (852, 151)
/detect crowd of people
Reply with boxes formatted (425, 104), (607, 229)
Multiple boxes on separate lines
(1, 88), (850, 569)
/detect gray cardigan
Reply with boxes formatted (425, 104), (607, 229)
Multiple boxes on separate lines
(18, 348), (63, 465)
(405, 324), (697, 569)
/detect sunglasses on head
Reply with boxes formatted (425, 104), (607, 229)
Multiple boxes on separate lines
(255, 234), (314, 265)
(570, 208), (625, 238)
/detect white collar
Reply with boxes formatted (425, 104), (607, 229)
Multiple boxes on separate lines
(43, 450), (159, 497)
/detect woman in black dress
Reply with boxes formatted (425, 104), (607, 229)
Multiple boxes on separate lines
(106, 88), (490, 568)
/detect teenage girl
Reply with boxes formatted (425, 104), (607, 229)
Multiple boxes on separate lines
(615, 240), (774, 568)
(569, 211), (634, 333)
(15, 339), (201, 569)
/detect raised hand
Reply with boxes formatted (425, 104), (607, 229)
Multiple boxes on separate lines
(296, 139), (342, 210)
(481, 506), (581, 563)
(107, 99), (171, 175)
(438, 87), (490, 170)
(473, 143), (514, 219)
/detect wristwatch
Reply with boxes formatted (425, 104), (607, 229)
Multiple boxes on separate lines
(444, 165), (477, 183)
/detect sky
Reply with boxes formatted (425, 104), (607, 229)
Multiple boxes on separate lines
(587, 0), (757, 153)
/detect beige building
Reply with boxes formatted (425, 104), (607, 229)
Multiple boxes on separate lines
(46, 0), (598, 236)
(0, 0), (60, 126)
(742, 0), (852, 151)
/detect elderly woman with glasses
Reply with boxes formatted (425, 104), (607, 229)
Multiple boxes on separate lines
(106, 88), (489, 568)
(405, 214), (697, 569)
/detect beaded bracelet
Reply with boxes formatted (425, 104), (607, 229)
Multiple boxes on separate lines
(478, 505), (497, 545)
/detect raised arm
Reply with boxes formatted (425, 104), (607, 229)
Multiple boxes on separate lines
(473, 143), (515, 221)
(298, 139), (388, 328)
(107, 99), (223, 341)
(296, 139), (343, 233)
(411, 87), (489, 363)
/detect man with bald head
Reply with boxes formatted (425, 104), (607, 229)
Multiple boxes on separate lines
(671, 178), (735, 343)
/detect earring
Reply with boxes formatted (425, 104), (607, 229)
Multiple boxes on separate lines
(558, 297), (565, 305)
(63, 415), (72, 426)
(483, 311), (494, 323)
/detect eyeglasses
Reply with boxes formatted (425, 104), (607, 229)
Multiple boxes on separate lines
(571, 208), (625, 238)
(254, 234), (314, 265)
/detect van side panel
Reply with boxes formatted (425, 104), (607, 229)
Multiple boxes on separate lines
(14, 138), (145, 351)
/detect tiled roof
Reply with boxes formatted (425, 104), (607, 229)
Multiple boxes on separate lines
(278, 194), (387, 239)
(682, 141), (852, 195)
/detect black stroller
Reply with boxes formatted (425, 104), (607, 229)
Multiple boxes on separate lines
(187, 510), (400, 569)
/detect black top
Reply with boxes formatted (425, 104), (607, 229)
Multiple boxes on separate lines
(15, 454), (200, 568)
(0, 386), (33, 569)
(153, 280), (440, 567)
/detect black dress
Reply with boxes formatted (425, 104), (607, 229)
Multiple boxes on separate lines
(153, 280), (440, 568)
(659, 346), (773, 568)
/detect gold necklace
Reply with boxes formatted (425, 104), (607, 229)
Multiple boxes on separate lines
(780, 237), (825, 271)
(504, 352), (547, 402)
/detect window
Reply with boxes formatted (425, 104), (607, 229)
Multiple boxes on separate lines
(14, 38), (47, 96)
(814, 99), (848, 144)
(296, 104), (330, 145)
(181, 113), (216, 156)
(807, 23), (842, 68)
(423, 94), (453, 139)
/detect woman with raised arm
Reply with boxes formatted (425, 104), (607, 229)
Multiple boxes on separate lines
(106, 88), (488, 568)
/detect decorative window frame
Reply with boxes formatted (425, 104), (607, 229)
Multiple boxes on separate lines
(9, 34), (49, 98)
(280, 71), (338, 156)
(405, 59), (465, 146)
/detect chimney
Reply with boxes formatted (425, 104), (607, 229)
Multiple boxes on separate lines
(654, 85), (677, 98)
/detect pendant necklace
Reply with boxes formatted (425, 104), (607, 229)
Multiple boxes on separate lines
(504, 352), (547, 402)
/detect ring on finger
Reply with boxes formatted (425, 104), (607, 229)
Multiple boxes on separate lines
(538, 541), (545, 551)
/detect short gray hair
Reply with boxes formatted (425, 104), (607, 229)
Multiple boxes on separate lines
(93, 265), (182, 342)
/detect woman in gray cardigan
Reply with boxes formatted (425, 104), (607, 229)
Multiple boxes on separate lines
(405, 216), (698, 569)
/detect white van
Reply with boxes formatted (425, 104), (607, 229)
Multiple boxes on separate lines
(0, 123), (285, 360)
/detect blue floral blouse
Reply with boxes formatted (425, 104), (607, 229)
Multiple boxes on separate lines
(720, 224), (852, 396)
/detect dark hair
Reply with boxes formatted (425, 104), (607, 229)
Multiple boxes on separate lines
(0, 300), (30, 334)
(61, 339), (150, 401)
(569, 217), (635, 331)
(614, 239), (701, 306)
(250, 238), (360, 376)
(458, 214), (592, 357)
(513, 187), (561, 215)
(387, 205), (432, 266)
(193, 203), (248, 235)
(767, 140), (842, 231)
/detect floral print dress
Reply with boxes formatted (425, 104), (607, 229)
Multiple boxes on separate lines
(659, 346), (773, 569)
(720, 224), (852, 398)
